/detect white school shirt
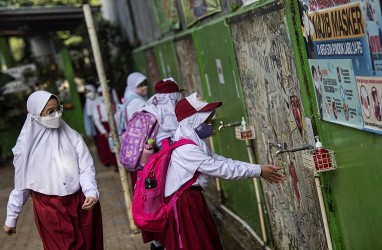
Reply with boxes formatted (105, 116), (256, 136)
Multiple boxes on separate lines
(6, 90), (99, 228)
(126, 98), (146, 121)
(92, 102), (109, 134)
(165, 144), (261, 197)
(165, 106), (262, 197)
(5, 132), (99, 228)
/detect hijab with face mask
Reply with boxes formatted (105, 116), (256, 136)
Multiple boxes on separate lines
(165, 93), (222, 196)
(141, 78), (183, 146)
(84, 84), (99, 116)
(83, 84), (99, 137)
(13, 90), (97, 197)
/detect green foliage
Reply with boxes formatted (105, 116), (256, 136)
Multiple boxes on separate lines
(9, 37), (25, 62)
(55, 16), (132, 94)
(0, 93), (27, 130)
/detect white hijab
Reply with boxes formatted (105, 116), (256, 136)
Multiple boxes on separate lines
(13, 91), (92, 195)
(165, 111), (213, 196)
(123, 72), (147, 102)
(174, 111), (212, 153)
(143, 92), (183, 144)
(84, 84), (100, 116)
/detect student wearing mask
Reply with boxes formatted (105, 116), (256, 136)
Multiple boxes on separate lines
(138, 78), (184, 250)
(3, 90), (103, 250)
(83, 84), (99, 138)
(92, 87), (117, 168)
(159, 92), (285, 250)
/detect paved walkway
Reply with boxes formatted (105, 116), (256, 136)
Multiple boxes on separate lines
(0, 145), (149, 250)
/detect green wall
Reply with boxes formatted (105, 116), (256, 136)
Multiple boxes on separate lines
(153, 39), (181, 84)
(132, 49), (149, 80)
(60, 49), (85, 135)
(192, 20), (264, 234)
(286, 0), (382, 248)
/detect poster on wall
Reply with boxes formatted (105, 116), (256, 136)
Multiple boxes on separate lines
(180, 0), (221, 27)
(309, 59), (364, 129)
(300, 0), (382, 76)
(307, 2), (372, 75)
(299, 0), (382, 133)
(153, 0), (180, 33)
(356, 76), (382, 132)
(364, 0), (382, 76)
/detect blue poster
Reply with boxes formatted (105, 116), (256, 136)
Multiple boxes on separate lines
(302, 0), (382, 76)
(309, 59), (364, 129)
(307, 2), (374, 76)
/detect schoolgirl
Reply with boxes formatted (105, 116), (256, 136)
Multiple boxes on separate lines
(160, 92), (285, 250)
(142, 78), (184, 148)
(138, 78), (183, 250)
(4, 90), (103, 250)
(92, 87), (118, 167)
(123, 72), (148, 121)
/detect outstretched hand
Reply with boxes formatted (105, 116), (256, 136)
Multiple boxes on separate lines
(260, 165), (285, 184)
(82, 197), (97, 210)
(4, 224), (16, 236)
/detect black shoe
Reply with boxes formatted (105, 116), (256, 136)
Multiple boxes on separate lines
(150, 243), (164, 250)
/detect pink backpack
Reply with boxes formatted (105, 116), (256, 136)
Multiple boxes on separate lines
(119, 111), (159, 171)
(132, 138), (199, 233)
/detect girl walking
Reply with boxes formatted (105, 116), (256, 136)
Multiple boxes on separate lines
(4, 90), (103, 250)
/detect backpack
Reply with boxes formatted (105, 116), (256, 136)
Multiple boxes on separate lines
(119, 111), (159, 171)
(115, 96), (140, 137)
(132, 138), (199, 233)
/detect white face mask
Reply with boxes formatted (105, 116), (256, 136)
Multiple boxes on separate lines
(33, 112), (62, 128)
(86, 92), (96, 100)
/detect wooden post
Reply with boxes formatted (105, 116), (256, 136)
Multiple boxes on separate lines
(83, 4), (137, 232)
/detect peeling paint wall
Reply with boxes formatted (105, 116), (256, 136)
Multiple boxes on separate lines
(128, 0), (162, 45)
(229, 3), (327, 249)
(144, 49), (161, 86)
(174, 36), (204, 94)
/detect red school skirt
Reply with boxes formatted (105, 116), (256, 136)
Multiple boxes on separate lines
(152, 186), (223, 250)
(31, 190), (104, 250)
(95, 122), (117, 167)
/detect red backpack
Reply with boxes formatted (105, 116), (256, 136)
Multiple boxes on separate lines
(132, 138), (199, 233)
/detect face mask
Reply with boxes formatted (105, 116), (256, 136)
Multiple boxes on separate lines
(33, 112), (62, 129)
(86, 92), (96, 100)
(99, 96), (105, 103)
(195, 123), (213, 139)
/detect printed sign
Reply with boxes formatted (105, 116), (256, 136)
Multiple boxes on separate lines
(356, 76), (382, 132)
(180, 0), (221, 27)
(153, 0), (180, 32)
(364, 0), (382, 76)
(299, 0), (382, 133)
(309, 59), (363, 129)
(308, 2), (373, 76)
